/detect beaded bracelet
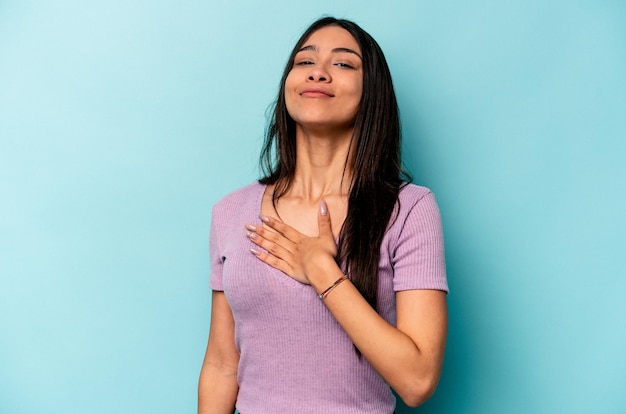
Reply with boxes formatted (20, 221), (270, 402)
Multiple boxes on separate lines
(318, 275), (348, 300)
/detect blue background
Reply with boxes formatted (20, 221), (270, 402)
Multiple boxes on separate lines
(1, 1), (625, 413)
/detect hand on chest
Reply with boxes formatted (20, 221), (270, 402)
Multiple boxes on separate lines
(261, 192), (347, 239)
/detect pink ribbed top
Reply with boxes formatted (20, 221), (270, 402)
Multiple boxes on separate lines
(209, 182), (447, 413)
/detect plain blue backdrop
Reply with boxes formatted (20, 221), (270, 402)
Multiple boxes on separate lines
(1, 1), (625, 413)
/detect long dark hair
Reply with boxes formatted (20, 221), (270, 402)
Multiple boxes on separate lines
(259, 17), (411, 312)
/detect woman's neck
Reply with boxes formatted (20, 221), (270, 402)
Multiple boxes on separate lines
(289, 127), (354, 202)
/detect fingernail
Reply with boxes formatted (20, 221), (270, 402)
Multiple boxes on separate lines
(246, 231), (257, 239)
(250, 248), (261, 256)
(319, 200), (328, 216)
(245, 224), (257, 231)
(259, 215), (270, 223)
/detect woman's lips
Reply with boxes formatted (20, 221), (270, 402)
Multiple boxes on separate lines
(300, 88), (334, 98)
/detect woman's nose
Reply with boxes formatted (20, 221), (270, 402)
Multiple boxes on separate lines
(307, 65), (331, 82)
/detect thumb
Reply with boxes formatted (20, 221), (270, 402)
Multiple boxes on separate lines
(318, 200), (333, 238)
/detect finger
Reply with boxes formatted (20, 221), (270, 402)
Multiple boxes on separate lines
(247, 223), (297, 251)
(318, 200), (334, 238)
(259, 215), (303, 241)
(246, 228), (294, 260)
(250, 247), (294, 276)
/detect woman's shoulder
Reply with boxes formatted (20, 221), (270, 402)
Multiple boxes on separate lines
(216, 181), (263, 202)
(398, 182), (435, 205)
(385, 182), (443, 253)
(391, 182), (441, 227)
(212, 181), (264, 215)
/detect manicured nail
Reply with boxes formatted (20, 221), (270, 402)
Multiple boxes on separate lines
(250, 248), (261, 256)
(319, 200), (328, 216)
(259, 215), (270, 223)
(245, 224), (257, 231)
(246, 231), (257, 239)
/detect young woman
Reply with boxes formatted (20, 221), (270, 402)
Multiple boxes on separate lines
(198, 17), (448, 413)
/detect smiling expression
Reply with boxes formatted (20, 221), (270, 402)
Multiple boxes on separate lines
(284, 25), (363, 135)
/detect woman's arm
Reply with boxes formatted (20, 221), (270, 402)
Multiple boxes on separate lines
(246, 201), (447, 407)
(317, 271), (447, 407)
(198, 291), (239, 414)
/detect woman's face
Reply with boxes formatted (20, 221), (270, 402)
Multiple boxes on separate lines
(285, 25), (363, 134)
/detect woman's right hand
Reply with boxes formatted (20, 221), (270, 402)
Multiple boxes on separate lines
(245, 200), (339, 288)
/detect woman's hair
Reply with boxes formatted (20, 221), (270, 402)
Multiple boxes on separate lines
(259, 16), (411, 313)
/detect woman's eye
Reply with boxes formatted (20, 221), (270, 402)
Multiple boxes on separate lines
(296, 60), (314, 66)
(335, 62), (354, 69)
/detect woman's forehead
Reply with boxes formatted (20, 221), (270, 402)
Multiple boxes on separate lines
(300, 26), (361, 55)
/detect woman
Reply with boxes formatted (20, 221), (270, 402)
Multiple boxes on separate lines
(198, 17), (448, 413)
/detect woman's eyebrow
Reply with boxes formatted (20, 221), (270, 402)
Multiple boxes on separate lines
(297, 45), (362, 60)
(332, 47), (362, 60)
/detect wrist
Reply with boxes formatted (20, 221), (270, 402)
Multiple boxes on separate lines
(305, 256), (344, 293)
(318, 275), (348, 300)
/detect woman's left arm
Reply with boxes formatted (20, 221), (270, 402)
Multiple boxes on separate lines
(246, 201), (447, 407)
(321, 277), (447, 408)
